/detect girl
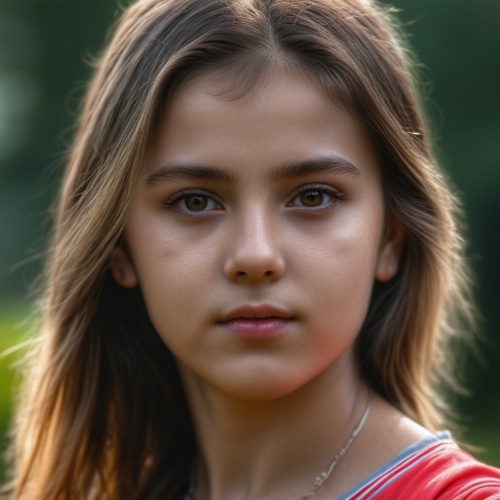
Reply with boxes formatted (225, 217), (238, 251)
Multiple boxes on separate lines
(4, 0), (500, 498)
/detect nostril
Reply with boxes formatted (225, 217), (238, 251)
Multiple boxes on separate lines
(224, 254), (285, 283)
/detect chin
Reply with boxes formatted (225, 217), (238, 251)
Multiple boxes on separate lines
(206, 365), (324, 403)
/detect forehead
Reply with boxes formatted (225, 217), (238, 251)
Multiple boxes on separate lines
(146, 69), (380, 182)
(166, 66), (346, 119)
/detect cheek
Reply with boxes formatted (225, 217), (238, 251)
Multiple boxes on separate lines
(126, 216), (219, 338)
(294, 209), (383, 325)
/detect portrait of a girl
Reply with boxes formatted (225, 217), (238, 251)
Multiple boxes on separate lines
(3, 0), (500, 498)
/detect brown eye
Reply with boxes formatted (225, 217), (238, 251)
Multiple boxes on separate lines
(169, 191), (221, 214)
(300, 190), (324, 207)
(288, 185), (340, 211)
(185, 195), (208, 211)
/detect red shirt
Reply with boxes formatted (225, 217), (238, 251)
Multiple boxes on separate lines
(340, 433), (500, 499)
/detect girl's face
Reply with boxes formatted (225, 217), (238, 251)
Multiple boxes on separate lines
(112, 70), (403, 401)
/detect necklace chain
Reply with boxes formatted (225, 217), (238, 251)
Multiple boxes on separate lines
(301, 391), (372, 499)
(185, 391), (372, 500)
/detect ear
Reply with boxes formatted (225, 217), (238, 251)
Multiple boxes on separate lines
(375, 214), (405, 282)
(110, 247), (139, 288)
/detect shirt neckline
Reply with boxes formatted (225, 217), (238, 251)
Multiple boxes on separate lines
(335, 430), (454, 499)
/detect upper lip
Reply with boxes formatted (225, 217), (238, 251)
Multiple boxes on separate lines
(218, 304), (295, 322)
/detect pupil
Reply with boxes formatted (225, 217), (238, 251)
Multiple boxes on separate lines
(186, 195), (207, 211)
(301, 190), (323, 207)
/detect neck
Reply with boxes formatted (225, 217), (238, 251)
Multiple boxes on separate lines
(179, 350), (370, 500)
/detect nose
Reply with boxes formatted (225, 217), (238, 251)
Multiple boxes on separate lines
(224, 212), (285, 284)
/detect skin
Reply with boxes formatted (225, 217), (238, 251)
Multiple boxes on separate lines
(111, 70), (428, 499)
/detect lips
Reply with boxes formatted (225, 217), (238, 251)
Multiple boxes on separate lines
(217, 304), (295, 338)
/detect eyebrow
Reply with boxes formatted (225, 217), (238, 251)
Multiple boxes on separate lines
(145, 164), (237, 187)
(269, 156), (360, 182)
(144, 155), (360, 187)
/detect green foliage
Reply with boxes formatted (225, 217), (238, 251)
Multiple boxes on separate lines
(464, 425), (500, 469)
(0, 304), (30, 485)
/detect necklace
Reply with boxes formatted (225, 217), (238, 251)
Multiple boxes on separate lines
(301, 391), (372, 499)
(184, 391), (372, 500)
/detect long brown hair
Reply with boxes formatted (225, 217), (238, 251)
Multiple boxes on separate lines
(5, 0), (472, 498)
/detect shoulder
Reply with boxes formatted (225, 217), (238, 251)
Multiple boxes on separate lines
(392, 440), (500, 499)
(342, 433), (500, 499)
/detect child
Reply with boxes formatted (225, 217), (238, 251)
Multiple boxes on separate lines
(4, 0), (500, 498)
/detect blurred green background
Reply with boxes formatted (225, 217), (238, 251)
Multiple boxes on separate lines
(1, 0), (499, 484)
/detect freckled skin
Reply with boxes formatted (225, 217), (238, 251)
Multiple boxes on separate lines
(115, 72), (401, 402)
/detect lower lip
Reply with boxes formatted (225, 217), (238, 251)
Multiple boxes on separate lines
(220, 318), (292, 338)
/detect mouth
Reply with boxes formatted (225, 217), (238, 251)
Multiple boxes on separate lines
(218, 304), (295, 322)
(217, 304), (295, 338)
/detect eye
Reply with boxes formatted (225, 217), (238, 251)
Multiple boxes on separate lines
(288, 184), (342, 210)
(182, 194), (214, 211)
(298, 190), (327, 207)
(164, 189), (222, 214)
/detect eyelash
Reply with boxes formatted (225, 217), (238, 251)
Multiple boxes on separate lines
(163, 188), (223, 217)
(287, 183), (344, 212)
(163, 184), (344, 217)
